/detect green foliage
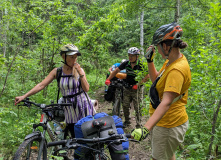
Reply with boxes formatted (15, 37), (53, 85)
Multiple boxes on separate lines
(0, 106), (40, 157)
(1, 0), (221, 159)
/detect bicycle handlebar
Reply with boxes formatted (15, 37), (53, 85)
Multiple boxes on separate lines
(110, 79), (132, 89)
(47, 133), (138, 148)
(21, 99), (72, 110)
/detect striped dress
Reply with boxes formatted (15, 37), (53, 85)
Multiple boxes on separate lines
(59, 70), (94, 124)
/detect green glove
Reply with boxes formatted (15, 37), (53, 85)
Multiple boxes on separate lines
(131, 127), (149, 141)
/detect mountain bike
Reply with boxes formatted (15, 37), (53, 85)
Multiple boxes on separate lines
(111, 79), (124, 116)
(111, 79), (133, 117)
(13, 98), (73, 160)
(47, 117), (139, 160)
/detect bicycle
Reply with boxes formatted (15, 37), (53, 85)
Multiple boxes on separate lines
(13, 98), (73, 160)
(110, 79), (124, 116)
(47, 117), (139, 160)
(111, 79), (133, 117)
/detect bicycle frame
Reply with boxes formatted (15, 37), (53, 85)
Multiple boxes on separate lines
(22, 111), (56, 160)
(14, 99), (72, 160)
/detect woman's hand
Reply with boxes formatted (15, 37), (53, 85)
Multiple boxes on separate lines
(14, 95), (26, 105)
(145, 45), (156, 63)
(73, 63), (84, 75)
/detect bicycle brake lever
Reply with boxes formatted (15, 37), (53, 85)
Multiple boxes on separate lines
(66, 139), (78, 149)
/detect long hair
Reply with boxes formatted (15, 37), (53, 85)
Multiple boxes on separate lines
(72, 67), (79, 81)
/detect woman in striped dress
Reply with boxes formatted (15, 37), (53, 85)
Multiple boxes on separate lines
(15, 44), (94, 137)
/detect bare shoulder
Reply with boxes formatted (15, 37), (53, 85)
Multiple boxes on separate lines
(49, 68), (59, 79)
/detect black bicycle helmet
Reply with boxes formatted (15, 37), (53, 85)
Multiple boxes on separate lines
(152, 22), (183, 46)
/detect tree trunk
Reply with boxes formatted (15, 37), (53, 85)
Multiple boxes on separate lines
(140, 10), (144, 55)
(3, 8), (8, 58)
(208, 99), (221, 156)
(175, 0), (180, 23)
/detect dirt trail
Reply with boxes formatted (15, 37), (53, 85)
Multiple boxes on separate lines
(93, 88), (152, 160)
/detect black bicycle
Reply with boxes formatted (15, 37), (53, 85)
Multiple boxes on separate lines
(111, 79), (133, 117)
(13, 98), (73, 160)
(110, 79), (124, 116)
(47, 117), (139, 160)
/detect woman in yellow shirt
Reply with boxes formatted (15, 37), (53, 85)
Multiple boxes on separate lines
(131, 22), (191, 160)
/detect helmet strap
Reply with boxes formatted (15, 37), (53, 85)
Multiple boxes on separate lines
(159, 44), (169, 59)
(160, 40), (176, 59)
(61, 53), (72, 68)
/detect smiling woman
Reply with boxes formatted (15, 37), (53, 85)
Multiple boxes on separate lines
(14, 43), (95, 139)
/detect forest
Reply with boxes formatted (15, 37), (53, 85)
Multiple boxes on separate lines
(0, 0), (221, 159)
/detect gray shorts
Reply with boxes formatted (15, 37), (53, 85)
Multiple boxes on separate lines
(149, 121), (189, 160)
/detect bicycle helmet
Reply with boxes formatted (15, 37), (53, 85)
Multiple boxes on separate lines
(128, 47), (140, 55)
(121, 59), (127, 63)
(152, 22), (183, 46)
(60, 44), (81, 56)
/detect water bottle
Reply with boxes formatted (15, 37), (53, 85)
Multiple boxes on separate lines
(105, 85), (108, 92)
(54, 123), (64, 140)
(111, 65), (116, 71)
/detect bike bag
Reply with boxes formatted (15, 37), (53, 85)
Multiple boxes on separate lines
(104, 84), (115, 102)
(74, 112), (129, 160)
(81, 116), (117, 140)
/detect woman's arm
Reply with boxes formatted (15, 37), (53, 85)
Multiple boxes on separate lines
(146, 46), (158, 82)
(15, 68), (57, 105)
(79, 68), (90, 92)
(144, 91), (178, 131)
(148, 62), (158, 82)
(73, 63), (90, 92)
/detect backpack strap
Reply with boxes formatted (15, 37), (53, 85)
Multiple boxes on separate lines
(172, 91), (186, 104)
(56, 67), (92, 110)
(56, 67), (62, 103)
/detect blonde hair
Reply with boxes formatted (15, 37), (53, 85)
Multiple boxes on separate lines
(72, 67), (80, 80)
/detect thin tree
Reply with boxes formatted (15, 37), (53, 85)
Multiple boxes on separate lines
(175, 0), (180, 23)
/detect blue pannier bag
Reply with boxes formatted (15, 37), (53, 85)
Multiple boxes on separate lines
(74, 112), (129, 160)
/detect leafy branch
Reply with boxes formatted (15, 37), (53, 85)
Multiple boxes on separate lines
(0, 18), (49, 98)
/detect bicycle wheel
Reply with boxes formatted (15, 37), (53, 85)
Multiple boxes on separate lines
(13, 135), (47, 160)
(112, 97), (121, 116)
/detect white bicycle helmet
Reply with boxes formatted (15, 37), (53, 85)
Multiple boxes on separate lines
(121, 59), (127, 63)
(128, 47), (140, 55)
(60, 44), (81, 56)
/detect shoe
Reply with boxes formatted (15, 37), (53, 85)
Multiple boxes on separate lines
(123, 121), (131, 128)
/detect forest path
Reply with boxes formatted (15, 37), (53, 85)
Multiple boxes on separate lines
(93, 87), (152, 160)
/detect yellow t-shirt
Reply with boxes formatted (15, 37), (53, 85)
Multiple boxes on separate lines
(149, 54), (191, 128)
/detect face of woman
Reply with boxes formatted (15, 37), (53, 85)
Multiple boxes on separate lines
(157, 44), (167, 59)
(128, 54), (138, 62)
(65, 54), (78, 67)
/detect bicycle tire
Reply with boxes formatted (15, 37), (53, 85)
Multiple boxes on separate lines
(13, 135), (47, 160)
(112, 97), (121, 116)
